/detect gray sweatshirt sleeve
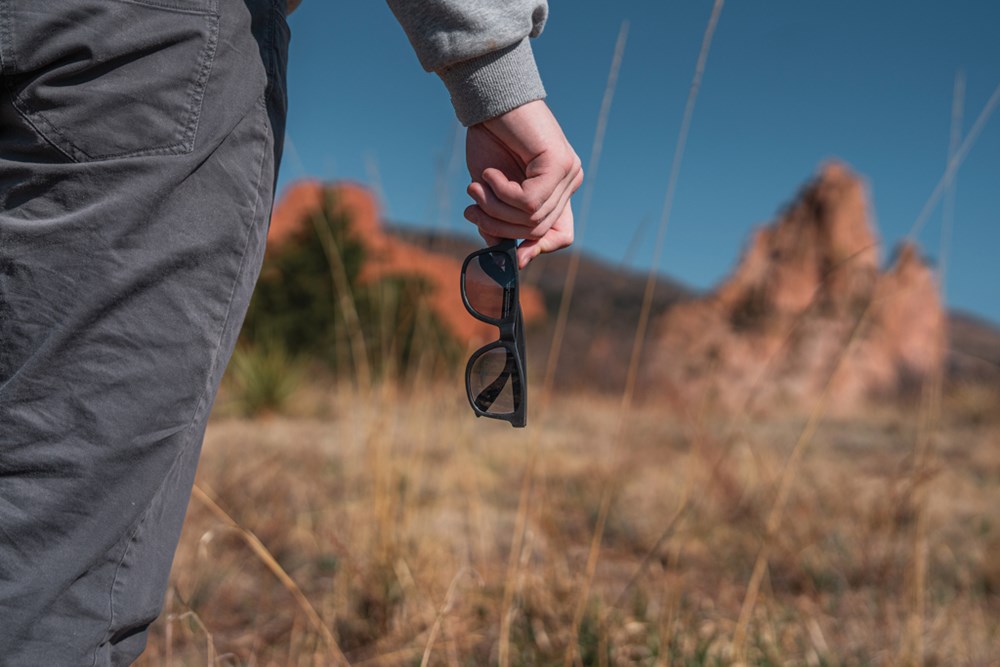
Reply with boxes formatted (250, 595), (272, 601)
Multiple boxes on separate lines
(386, 1), (548, 126)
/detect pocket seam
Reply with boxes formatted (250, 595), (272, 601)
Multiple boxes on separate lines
(7, 4), (220, 163)
(117, 0), (219, 16)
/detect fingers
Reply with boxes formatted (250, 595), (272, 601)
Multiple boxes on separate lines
(467, 181), (526, 227)
(471, 152), (582, 242)
(464, 204), (551, 242)
(516, 205), (575, 269)
(482, 148), (582, 226)
(465, 160), (581, 258)
(538, 165), (582, 240)
(465, 201), (575, 269)
(479, 229), (501, 247)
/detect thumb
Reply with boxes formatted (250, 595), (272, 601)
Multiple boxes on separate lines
(515, 210), (574, 268)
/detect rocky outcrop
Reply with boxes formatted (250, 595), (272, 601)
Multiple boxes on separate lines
(268, 180), (545, 349)
(645, 162), (946, 414)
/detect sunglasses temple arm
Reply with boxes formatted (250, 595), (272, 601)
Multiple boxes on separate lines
(511, 361), (523, 408)
(474, 369), (510, 411)
(473, 350), (519, 412)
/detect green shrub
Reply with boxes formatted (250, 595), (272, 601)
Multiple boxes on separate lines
(240, 189), (462, 382)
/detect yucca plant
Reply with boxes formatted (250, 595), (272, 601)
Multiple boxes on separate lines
(225, 341), (303, 417)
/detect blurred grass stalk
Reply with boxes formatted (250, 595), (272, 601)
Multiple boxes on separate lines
(560, 2), (725, 663)
(191, 484), (350, 665)
(495, 18), (630, 667)
(900, 67), (966, 667)
(310, 199), (373, 393)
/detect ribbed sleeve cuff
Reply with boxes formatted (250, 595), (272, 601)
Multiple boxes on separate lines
(438, 37), (546, 127)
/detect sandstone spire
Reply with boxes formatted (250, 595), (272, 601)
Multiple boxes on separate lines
(645, 162), (945, 414)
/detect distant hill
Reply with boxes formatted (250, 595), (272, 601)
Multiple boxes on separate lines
(395, 216), (999, 398)
(948, 311), (1000, 386)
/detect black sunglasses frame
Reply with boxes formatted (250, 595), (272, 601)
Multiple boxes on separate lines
(460, 239), (527, 428)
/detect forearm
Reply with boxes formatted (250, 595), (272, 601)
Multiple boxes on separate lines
(386, 0), (548, 125)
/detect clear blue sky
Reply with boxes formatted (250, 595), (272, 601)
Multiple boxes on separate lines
(279, 1), (1000, 324)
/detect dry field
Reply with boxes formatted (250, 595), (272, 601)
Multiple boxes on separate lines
(136, 378), (999, 666)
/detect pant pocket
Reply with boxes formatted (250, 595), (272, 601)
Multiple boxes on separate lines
(3, 0), (220, 162)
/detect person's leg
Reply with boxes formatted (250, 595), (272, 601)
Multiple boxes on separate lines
(0, 0), (288, 663)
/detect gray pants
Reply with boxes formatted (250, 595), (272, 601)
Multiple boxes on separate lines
(0, 0), (288, 663)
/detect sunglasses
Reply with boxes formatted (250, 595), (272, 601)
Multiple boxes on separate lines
(460, 239), (527, 428)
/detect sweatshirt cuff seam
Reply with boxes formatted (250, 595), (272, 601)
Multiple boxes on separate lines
(437, 37), (546, 126)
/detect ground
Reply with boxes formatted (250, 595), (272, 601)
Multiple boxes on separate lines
(138, 379), (999, 666)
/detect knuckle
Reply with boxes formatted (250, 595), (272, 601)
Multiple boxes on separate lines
(561, 151), (581, 174)
(527, 226), (547, 241)
(532, 221), (557, 242)
(528, 209), (547, 225)
(526, 194), (545, 214)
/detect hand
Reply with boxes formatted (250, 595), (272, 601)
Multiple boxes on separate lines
(464, 100), (583, 269)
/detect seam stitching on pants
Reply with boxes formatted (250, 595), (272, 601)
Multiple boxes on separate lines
(90, 430), (190, 667)
(178, 10), (220, 156)
(117, 0), (220, 17)
(94, 95), (271, 666)
(190, 94), (271, 420)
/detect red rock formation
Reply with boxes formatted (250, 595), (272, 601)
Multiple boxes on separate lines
(268, 180), (545, 349)
(646, 162), (945, 414)
(268, 179), (325, 248)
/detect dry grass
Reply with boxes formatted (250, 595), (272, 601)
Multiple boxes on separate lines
(136, 379), (999, 666)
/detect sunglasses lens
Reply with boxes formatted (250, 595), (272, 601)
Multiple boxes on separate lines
(465, 251), (516, 321)
(469, 346), (519, 415)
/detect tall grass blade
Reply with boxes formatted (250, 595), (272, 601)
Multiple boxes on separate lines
(540, 20), (629, 407)
(191, 485), (351, 666)
(419, 568), (481, 667)
(563, 2), (725, 664)
(909, 79), (999, 239)
(940, 70), (964, 298)
(901, 68), (965, 667)
(497, 21), (630, 667)
(310, 199), (372, 390)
